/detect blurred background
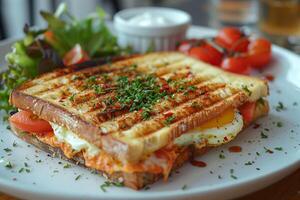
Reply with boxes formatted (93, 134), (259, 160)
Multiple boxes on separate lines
(0, 0), (299, 53)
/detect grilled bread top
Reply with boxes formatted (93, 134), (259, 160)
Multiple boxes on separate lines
(10, 52), (268, 163)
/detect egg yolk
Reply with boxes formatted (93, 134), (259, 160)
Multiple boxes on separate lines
(196, 108), (235, 130)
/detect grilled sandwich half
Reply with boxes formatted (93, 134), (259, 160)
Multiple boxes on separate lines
(9, 52), (269, 189)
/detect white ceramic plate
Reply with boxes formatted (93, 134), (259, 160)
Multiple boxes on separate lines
(0, 26), (300, 200)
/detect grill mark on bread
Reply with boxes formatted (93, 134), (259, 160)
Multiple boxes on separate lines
(10, 52), (269, 164)
(98, 83), (226, 134)
(119, 87), (237, 138)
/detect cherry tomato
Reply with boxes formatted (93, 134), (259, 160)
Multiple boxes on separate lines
(9, 111), (53, 134)
(221, 56), (250, 75)
(63, 44), (90, 66)
(189, 43), (223, 66)
(215, 27), (248, 52)
(230, 37), (250, 52)
(177, 39), (200, 53)
(239, 102), (256, 124)
(247, 38), (272, 69)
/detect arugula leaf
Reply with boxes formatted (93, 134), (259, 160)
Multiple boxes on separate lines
(41, 5), (131, 57)
(1, 40), (40, 116)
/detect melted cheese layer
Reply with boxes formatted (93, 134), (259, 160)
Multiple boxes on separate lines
(50, 109), (243, 158)
(50, 123), (100, 156)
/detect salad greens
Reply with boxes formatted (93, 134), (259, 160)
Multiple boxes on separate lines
(41, 4), (129, 57)
(0, 3), (131, 118)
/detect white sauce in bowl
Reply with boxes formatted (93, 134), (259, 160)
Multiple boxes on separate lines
(128, 12), (174, 27)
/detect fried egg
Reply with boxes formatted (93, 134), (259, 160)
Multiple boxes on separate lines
(174, 108), (244, 146)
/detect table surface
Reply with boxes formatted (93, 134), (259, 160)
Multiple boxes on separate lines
(1, 167), (300, 200)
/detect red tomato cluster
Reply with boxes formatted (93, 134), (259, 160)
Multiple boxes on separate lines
(177, 27), (272, 75)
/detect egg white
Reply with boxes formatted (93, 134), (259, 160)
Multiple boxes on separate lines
(49, 110), (243, 157)
(174, 110), (244, 146)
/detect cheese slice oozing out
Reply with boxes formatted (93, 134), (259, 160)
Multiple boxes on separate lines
(50, 123), (100, 156)
(50, 108), (243, 157)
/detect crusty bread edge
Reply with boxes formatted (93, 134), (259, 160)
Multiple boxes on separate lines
(8, 100), (269, 190)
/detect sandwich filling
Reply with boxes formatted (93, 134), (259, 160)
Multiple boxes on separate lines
(10, 106), (250, 178)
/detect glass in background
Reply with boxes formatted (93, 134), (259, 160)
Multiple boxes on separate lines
(259, 0), (300, 53)
(209, 0), (258, 29)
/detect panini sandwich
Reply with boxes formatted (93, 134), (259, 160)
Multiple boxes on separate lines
(9, 52), (269, 189)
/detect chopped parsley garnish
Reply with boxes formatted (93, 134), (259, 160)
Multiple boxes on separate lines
(275, 102), (286, 112)
(244, 161), (253, 166)
(184, 85), (197, 95)
(105, 75), (170, 116)
(276, 122), (283, 127)
(3, 148), (12, 152)
(230, 175), (238, 180)
(219, 154), (226, 159)
(17, 163), (31, 173)
(63, 163), (72, 168)
(102, 74), (109, 82)
(129, 64), (138, 69)
(112, 181), (124, 187)
(187, 85), (197, 91)
(18, 168), (25, 173)
(86, 76), (97, 84)
(242, 85), (252, 96)
(100, 181), (124, 192)
(275, 147), (283, 151)
(229, 168), (237, 179)
(144, 186), (151, 190)
(75, 175), (81, 181)
(12, 141), (17, 147)
(141, 109), (151, 120)
(264, 147), (274, 154)
(260, 132), (268, 139)
(4, 161), (13, 169)
(164, 115), (176, 126)
(103, 97), (115, 106)
(92, 85), (104, 95)
(182, 184), (187, 190)
(69, 93), (76, 102)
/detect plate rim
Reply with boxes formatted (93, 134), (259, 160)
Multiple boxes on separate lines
(0, 25), (300, 200)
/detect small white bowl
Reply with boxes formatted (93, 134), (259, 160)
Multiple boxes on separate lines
(113, 7), (191, 53)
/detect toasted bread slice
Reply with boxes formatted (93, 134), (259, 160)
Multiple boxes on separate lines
(10, 52), (268, 163)
(9, 99), (269, 189)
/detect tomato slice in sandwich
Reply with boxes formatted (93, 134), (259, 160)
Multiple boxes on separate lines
(239, 102), (256, 124)
(9, 110), (53, 134)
